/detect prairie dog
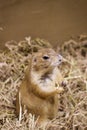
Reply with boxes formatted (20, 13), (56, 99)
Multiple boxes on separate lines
(16, 48), (64, 126)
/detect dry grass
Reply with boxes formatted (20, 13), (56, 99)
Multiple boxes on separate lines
(0, 35), (87, 130)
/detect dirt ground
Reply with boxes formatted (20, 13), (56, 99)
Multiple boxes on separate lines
(0, 35), (87, 130)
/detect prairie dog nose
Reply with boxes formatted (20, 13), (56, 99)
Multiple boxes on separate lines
(58, 54), (63, 63)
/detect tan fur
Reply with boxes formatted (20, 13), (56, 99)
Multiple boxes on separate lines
(16, 48), (64, 127)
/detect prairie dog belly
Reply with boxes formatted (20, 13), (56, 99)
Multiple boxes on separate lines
(19, 84), (58, 120)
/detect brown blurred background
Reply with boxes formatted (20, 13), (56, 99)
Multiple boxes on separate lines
(0, 0), (87, 49)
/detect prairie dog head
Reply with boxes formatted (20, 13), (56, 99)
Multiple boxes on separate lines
(30, 48), (63, 72)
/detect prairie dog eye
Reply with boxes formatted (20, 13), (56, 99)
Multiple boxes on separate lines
(42, 55), (50, 60)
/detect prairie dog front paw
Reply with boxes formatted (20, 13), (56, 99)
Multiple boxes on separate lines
(56, 87), (64, 94)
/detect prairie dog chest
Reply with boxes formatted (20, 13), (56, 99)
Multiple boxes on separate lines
(31, 67), (60, 88)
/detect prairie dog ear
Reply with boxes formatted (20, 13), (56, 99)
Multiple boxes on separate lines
(33, 57), (37, 62)
(31, 55), (38, 66)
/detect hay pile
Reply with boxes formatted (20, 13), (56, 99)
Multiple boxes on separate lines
(0, 36), (87, 130)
